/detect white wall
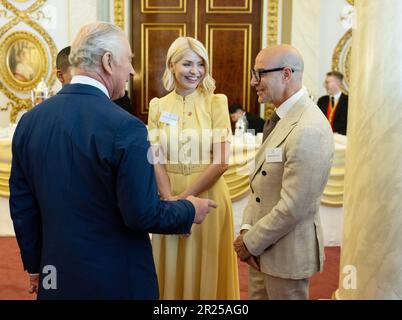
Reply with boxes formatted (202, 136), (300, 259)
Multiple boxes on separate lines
(290, 0), (352, 101)
(291, 0), (322, 100)
(68, 0), (98, 43)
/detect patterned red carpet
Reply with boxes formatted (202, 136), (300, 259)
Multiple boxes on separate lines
(0, 237), (340, 300)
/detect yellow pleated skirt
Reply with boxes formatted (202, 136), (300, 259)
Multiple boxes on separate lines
(152, 171), (240, 300)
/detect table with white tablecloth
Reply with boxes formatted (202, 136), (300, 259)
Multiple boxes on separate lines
(0, 126), (14, 236)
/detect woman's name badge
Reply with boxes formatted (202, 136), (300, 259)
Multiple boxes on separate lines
(160, 111), (179, 126)
(266, 148), (282, 163)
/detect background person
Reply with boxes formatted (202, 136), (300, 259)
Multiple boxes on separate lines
(229, 102), (265, 134)
(56, 46), (73, 87)
(317, 71), (348, 135)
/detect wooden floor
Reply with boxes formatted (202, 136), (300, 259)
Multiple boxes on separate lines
(0, 237), (340, 300)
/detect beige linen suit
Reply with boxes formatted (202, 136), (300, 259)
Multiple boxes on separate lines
(242, 93), (334, 299)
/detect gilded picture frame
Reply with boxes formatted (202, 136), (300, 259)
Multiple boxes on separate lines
(0, 31), (48, 92)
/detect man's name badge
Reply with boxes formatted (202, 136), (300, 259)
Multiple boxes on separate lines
(160, 111), (179, 126)
(266, 147), (282, 163)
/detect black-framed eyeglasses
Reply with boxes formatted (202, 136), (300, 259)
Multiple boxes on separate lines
(250, 67), (295, 84)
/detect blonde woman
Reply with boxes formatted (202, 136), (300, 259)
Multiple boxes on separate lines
(148, 37), (239, 299)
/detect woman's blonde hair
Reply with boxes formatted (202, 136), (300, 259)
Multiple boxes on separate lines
(163, 37), (215, 94)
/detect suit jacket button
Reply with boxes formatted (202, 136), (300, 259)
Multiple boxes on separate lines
(262, 171), (267, 176)
(256, 197), (260, 203)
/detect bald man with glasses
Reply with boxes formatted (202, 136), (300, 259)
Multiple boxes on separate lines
(234, 45), (334, 300)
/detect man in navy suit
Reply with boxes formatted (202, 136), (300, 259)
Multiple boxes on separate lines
(9, 22), (216, 299)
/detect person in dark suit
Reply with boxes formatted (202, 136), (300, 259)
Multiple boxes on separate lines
(56, 46), (72, 87)
(229, 103), (265, 134)
(113, 90), (132, 113)
(9, 22), (216, 300)
(317, 71), (348, 135)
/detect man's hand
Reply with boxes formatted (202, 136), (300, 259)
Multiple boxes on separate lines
(233, 233), (252, 261)
(28, 274), (39, 294)
(186, 195), (218, 224)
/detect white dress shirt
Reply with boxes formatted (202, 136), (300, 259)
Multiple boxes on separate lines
(275, 88), (305, 119)
(331, 91), (342, 105)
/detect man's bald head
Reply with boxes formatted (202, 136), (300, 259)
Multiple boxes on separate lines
(257, 45), (304, 81)
(252, 45), (304, 106)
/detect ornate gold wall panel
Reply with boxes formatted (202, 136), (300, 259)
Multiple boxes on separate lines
(332, 28), (352, 94)
(114, 0), (125, 30)
(142, 0), (186, 13)
(263, 0), (279, 120)
(0, 0), (57, 123)
(141, 23), (186, 114)
(206, 0), (252, 13)
(267, 0), (279, 47)
(331, 0), (354, 94)
(205, 23), (252, 111)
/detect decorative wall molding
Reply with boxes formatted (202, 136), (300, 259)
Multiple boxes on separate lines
(30, 10), (52, 24)
(114, 0), (125, 30)
(0, 9), (12, 18)
(0, 0), (57, 123)
(264, 0), (279, 119)
(332, 28), (352, 94)
(267, 0), (279, 47)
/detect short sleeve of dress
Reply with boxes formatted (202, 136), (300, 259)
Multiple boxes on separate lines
(211, 94), (232, 143)
(148, 97), (160, 146)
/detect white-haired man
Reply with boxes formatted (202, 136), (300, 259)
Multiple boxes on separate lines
(234, 45), (334, 299)
(10, 22), (216, 299)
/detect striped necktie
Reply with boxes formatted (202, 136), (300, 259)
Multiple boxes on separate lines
(262, 112), (280, 142)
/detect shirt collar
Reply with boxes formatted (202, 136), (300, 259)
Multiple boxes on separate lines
(71, 75), (110, 98)
(333, 91), (342, 102)
(275, 88), (305, 119)
(173, 88), (201, 102)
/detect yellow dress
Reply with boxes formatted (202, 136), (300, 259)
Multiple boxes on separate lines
(148, 89), (240, 299)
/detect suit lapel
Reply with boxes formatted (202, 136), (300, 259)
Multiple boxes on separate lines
(333, 93), (346, 120)
(250, 94), (310, 182)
